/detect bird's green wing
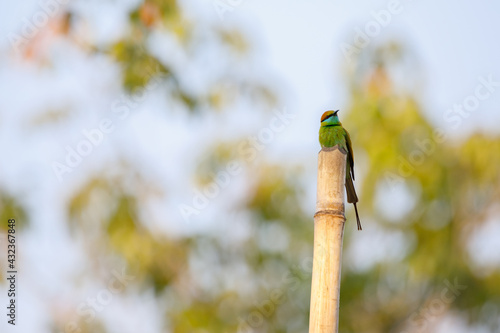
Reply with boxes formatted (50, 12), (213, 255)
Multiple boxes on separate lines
(344, 128), (355, 181)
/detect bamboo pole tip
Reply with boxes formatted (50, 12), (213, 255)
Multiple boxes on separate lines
(319, 145), (348, 155)
(316, 146), (347, 214)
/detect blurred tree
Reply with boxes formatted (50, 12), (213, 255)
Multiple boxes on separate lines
(0, 193), (26, 281)
(338, 42), (500, 333)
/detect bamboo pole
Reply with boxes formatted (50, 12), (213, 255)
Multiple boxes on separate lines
(309, 146), (346, 333)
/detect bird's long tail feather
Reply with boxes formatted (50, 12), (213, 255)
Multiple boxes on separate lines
(345, 174), (362, 230)
(353, 202), (362, 230)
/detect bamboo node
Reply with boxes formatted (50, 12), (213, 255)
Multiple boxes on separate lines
(314, 209), (345, 220)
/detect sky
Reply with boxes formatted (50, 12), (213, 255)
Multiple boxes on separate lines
(239, 0), (500, 140)
(0, 0), (499, 332)
(2, 0), (499, 141)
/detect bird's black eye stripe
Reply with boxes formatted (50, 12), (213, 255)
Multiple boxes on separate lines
(322, 114), (334, 122)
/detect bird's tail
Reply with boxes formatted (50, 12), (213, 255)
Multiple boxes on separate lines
(346, 175), (362, 230)
(345, 174), (358, 203)
(353, 202), (362, 231)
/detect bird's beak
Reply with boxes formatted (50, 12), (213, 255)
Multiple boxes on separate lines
(333, 110), (339, 115)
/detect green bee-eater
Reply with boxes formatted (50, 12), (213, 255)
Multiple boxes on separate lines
(319, 110), (362, 230)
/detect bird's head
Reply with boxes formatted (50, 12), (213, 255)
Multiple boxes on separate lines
(320, 110), (340, 126)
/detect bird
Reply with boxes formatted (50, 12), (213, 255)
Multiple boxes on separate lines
(319, 110), (362, 230)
